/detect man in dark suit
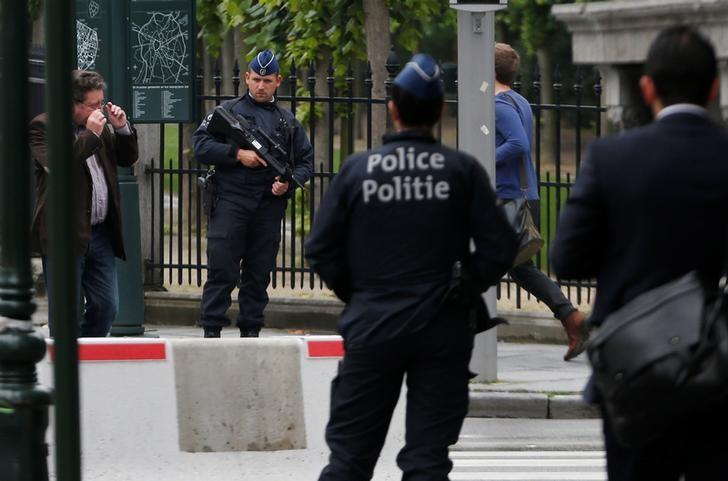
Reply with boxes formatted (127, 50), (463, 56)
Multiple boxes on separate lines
(30, 70), (139, 337)
(551, 26), (728, 480)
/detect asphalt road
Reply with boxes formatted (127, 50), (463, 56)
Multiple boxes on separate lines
(48, 419), (605, 481)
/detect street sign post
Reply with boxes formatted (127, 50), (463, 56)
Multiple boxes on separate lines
(450, 0), (507, 382)
(449, 0), (508, 12)
(74, 1), (196, 336)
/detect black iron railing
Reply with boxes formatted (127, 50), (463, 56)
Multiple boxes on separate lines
(145, 54), (605, 309)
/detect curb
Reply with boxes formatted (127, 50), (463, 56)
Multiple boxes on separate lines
(143, 292), (572, 344)
(467, 391), (599, 419)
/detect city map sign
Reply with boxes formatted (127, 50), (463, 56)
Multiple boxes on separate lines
(76, 0), (113, 91)
(75, 0), (196, 123)
(129, 0), (195, 123)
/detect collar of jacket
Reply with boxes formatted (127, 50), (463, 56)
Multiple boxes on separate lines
(245, 91), (278, 111)
(383, 129), (437, 144)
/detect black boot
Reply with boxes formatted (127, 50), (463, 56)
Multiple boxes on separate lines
(240, 328), (260, 338)
(203, 326), (222, 338)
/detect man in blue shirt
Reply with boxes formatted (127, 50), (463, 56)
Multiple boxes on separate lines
(494, 43), (588, 361)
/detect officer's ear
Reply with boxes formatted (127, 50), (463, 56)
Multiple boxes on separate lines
(388, 100), (400, 124)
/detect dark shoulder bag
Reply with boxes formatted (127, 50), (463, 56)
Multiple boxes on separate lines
(588, 244), (728, 447)
(498, 93), (544, 267)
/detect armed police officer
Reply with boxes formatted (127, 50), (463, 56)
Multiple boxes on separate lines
(194, 49), (313, 338)
(306, 54), (518, 481)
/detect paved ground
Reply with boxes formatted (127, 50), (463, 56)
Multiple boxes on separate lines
(32, 296), (600, 480)
(48, 419), (604, 481)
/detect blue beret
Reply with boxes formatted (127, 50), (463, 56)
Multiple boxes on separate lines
(393, 54), (444, 100)
(250, 49), (279, 76)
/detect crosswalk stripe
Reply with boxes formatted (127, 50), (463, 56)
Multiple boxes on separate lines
(451, 451), (604, 458)
(449, 450), (607, 481)
(453, 458), (606, 467)
(450, 473), (606, 481)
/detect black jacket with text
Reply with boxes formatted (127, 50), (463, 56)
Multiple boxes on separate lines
(305, 130), (518, 348)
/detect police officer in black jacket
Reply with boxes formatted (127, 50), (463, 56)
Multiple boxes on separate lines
(194, 49), (313, 338)
(306, 54), (518, 481)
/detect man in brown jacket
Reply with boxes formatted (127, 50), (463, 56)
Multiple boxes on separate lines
(30, 70), (138, 337)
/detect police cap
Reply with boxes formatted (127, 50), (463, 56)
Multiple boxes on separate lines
(250, 49), (279, 76)
(393, 54), (444, 100)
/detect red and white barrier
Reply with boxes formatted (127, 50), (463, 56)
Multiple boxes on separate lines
(38, 335), (405, 467)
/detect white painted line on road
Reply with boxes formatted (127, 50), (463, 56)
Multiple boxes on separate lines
(451, 451), (605, 458)
(450, 473), (606, 480)
(453, 458), (606, 467)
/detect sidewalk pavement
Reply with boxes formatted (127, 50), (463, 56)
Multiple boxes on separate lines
(30, 295), (597, 420)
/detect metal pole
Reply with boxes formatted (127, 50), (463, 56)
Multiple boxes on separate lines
(452, 4), (505, 382)
(45, 1), (82, 480)
(0, 0), (52, 479)
(110, 0), (145, 336)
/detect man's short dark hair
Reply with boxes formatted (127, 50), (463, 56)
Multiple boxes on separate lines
(391, 84), (443, 128)
(644, 26), (717, 106)
(72, 70), (106, 103)
(495, 43), (520, 86)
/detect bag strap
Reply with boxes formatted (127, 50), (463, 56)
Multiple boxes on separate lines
(500, 92), (529, 192)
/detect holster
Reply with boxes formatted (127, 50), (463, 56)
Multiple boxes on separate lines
(446, 261), (509, 334)
(197, 169), (217, 216)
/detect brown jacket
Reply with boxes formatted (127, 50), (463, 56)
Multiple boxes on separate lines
(30, 113), (139, 260)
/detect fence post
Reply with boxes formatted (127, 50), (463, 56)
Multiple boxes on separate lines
(384, 48), (399, 132)
(45, 0), (81, 478)
(0, 1), (52, 479)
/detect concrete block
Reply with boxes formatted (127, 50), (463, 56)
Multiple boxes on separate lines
(467, 391), (548, 419)
(548, 394), (600, 419)
(171, 338), (306, 452)
(39, 339), (180, 463)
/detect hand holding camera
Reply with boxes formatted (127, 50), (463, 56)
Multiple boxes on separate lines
(105, 102), (128, 130)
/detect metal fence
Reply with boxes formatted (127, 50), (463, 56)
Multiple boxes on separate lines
(145, 54), (605, 309)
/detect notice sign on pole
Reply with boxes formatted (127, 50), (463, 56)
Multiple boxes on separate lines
(129, 0), (195, 123)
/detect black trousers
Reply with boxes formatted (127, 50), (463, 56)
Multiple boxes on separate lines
(318, 315), (474, 481)
(199, 193), (286, 330)
(508, 200), (575, 321)
(602, 404), (728, 481)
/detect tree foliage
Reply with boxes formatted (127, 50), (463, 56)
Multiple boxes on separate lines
(496, 0), (595, 56)
(196, 0), (456, 73)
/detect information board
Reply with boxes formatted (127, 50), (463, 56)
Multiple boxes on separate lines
(76, 0), (112, 82)
(129, 0), (195, 123)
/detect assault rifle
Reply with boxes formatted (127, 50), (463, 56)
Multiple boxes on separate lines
(207, 105), (305, 190)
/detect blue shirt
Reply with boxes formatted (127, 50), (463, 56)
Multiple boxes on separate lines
(495, 90), (539, 200)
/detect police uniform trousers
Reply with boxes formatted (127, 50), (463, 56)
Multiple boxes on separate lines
(199, 188), (286, 330)
(318, 312), (474, 481)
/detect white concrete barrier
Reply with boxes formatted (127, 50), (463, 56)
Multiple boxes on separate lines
(39, 338), (179, 459)
(171, 338), (306, 452)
